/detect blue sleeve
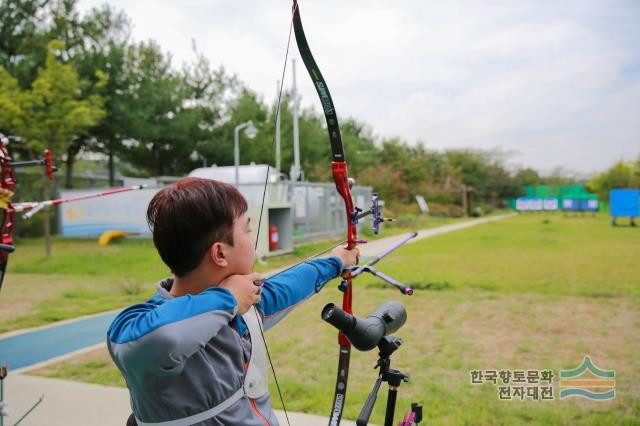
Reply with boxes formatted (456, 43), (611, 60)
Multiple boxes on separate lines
(257, 256), (342, 330)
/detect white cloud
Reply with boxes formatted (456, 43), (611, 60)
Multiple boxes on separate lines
(77, 0), (640, 174)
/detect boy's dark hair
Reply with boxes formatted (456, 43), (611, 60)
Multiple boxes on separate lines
(147, 177), (248, 277)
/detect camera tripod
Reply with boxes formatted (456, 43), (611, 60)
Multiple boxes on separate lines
(356, 336), (422, 426)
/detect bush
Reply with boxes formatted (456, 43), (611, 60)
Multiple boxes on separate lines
(427, 203), (466, 217)
(393, 213), (418, 227)
(470, 203), (494, 217)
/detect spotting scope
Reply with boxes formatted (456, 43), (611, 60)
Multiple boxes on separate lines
(321, 301), (407, 351)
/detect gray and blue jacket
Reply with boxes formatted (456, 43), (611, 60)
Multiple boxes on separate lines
(107, 257), (342, 426)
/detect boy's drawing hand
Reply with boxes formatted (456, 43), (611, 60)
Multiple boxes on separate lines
(331, 246), (359, 270)
(219, 272), (264, 315)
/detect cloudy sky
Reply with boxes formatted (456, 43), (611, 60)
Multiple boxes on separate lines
(77, 0), (640, 175)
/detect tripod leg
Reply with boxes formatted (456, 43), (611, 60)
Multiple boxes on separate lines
(357, 375), (383, 426)
(384, 387), (399, 426)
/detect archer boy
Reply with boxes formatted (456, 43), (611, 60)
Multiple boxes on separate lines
(107, 177), (358, 425)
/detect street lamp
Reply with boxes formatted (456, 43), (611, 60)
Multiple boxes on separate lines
(234, 120), (258, 187)
(190, 150), (206, 167)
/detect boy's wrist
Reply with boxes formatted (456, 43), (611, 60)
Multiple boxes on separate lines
(331, 255), (344, 271)
(216, 286), (239, 312)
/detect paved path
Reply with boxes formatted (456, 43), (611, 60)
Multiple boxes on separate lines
(0, 311), (118, 371)
(359, 213), (516, 256)
(2, 373), (361, 426)
(0, 213), (515, 425)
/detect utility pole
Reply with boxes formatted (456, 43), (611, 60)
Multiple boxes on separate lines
(275, 80), (281, 177)
(291, 58), (301, 182)
(461, 184), (475, 216)
(462, 185), (469, 216)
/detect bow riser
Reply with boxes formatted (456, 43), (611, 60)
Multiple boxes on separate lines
(0, 136), (57, 290)
(332, 161), (357, 249)
(0, 143), (16, 288)
(332, 160), (355, 349)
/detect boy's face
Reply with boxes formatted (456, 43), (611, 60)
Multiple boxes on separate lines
(227, 212), (256, 274)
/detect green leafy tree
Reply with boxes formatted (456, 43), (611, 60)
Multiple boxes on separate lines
(117, 41), (239, 177)
(0, 66), (26, 131)
(181, 49), (240, 173)
(0, 0), (49, 87)
(115, 41), (185, 176)
(61, 4), (132, 186)
(442, 149), (490, 193)
(18, 40), (105, 154)
(512, 168), (541, 194)
(358, 163), (409, 205)
(540, 168), (577, 186)
(1, 40), (104, 254)
(588, 160), (640, 201)
(210, 88), (270, 169)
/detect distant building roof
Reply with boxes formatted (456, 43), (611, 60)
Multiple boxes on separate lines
(189, 164), (283, 208)
(189, 164), (279, 185)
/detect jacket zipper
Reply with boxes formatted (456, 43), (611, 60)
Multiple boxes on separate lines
(248, 397), (270, 426)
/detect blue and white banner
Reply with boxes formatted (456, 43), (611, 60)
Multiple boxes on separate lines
(562, 198), (577, 211)
(543, 198), (558, 211)
(562, 198), (599, 212)
(60, 188), (159, 237)
(516, 197), (556, 212)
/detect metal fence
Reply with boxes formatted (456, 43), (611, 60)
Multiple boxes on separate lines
(288, 181), (372, 243)
(235, 180), (372, 244)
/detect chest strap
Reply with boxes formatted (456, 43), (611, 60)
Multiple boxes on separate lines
(135, 387), (244, 426)
(241, 305), (269, 399)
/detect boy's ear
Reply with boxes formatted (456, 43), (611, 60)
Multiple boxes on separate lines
(209, 242), (228, 267)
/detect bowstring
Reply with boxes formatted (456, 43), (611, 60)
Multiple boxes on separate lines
(252, 4), (298, 426)
(263, 239), (347, 281)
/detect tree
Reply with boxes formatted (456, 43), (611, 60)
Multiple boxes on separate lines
(211, 88), (269, 170)
(587, 160), (639, 201)
(15, 40), (104, 255)
(17, 40), (104, 153)
(513, 168), (541, 194)
(0, 66), (26, 131)
(116, 41), (240, 177)
(358, 163), (409, 205)
(62, 4), (132, 186)
(0, 0), (49, 87)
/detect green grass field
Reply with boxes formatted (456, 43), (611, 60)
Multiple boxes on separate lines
(4, 213), (640, 425)
(0, 214), (461, 332)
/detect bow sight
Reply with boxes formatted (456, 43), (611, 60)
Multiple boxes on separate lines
(338, 180), (418, 294)
(348, 177), (394, 235)
(354, 193), (392, 235)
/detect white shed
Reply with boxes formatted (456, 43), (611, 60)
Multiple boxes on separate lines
(189, 164), (282, 208)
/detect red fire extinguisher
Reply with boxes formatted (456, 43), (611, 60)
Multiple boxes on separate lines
(269, 224), (279, 251)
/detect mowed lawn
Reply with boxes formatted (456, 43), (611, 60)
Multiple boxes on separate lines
(5, 213), (640, 425)
(0, 214), (459, 332)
